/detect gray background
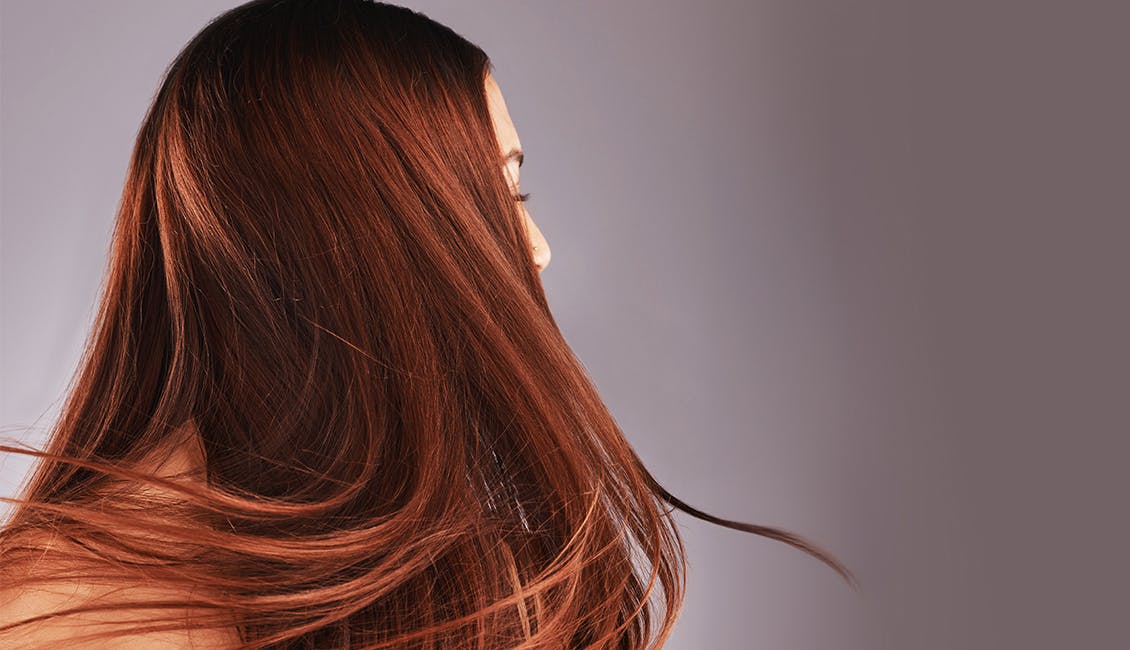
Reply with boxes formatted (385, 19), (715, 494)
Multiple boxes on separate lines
(2, 1), (1128, 648)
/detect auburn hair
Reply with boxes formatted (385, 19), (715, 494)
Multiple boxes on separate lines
(0, 0), (856, 647)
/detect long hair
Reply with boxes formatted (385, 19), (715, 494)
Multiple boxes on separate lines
(0, 1), (856, 647)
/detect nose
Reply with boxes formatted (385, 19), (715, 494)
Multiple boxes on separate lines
(526, 215), (550, 272)
(533, 243), (550, 272)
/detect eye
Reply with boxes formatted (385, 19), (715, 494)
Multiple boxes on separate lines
(514, 192), (531, 203)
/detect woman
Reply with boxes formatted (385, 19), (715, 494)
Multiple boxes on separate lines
(0, 0), (854, 647)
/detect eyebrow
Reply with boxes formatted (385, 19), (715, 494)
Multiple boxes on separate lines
(505, 148), (524, 168)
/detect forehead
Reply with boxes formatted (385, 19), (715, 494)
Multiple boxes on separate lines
(484, 74), (521, 153)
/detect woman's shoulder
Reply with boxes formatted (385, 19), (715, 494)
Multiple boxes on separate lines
(0, 529), (243, 648)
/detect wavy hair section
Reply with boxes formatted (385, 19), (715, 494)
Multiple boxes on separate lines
(0, 1), (856, 647)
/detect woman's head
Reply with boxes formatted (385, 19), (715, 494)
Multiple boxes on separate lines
(0, 0), (851, 647)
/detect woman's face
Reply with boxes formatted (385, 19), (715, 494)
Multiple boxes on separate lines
(485, 73), (551, 273)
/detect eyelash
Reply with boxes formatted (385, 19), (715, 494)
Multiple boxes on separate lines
(515, 192), (531, 203)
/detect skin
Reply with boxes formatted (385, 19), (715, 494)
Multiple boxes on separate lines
(485, 72), (551, 273)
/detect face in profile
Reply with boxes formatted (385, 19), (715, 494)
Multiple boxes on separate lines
(484, 73), (551, 273)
